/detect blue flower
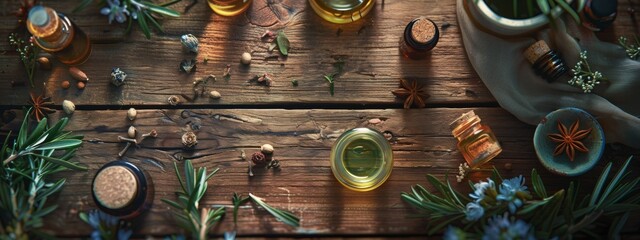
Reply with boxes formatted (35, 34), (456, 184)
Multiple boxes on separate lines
(465, 201), (484, 221)
(482, 213), (536, 240)
(100, 0), (130, 24)
(496, 175), (530, 213)
(443, 226), (467, 240)
(117, 228), (132, 240)
(469, 178), (495, 202)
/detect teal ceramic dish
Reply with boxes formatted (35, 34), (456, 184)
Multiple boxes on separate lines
(533, 108), (605, 176)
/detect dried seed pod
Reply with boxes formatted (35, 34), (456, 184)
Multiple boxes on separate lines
(209, 90), (221, 99)
(69, 67), (89, 82)
(128, 126), (137, 138)
(111, 68), (127, 87)
(260, 144), (274, 154)
(61, 80), (70, 89)
(127, 108), (137, 120)
(37, 57), (51, 70)
(168, 95), (180, 106)
(62, 100), (75, 114)
(181, 131), (198, 148)
(181, 34), (199, 53)
(241, 52), (252, 65)
(77, 81), (86, 90)
(251, 152), (267, 165)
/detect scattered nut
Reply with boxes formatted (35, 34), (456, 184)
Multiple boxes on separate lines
(251, 152), (267, 165)
(62, 100), (75, 115)
(61, 81), (70, 89)
(168, 95), (180, 106)
(77, 81), (86, 90)
(241, 52), (252, 65)
(37, 57), (51, 70)
(209, 90), (221, 99)
(128, 126), (137, 138)
(181, 131), (198, 148)
(127, 108), (137, 120)
(69, 67), (89, 82)
(260, 144), (274, 154)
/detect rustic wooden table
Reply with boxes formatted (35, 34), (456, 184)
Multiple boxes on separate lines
(1, 0), (639, 238)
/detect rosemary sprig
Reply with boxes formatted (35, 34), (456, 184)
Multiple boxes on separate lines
(79, 209), (132, 240)
(323, 74), (336, 96)
(0, 109), (85, 238)
(249, 193), (300, 227)
(8, 33), (39, 88)
(162, 161), (225, 240)
(231, 192), (249, 226)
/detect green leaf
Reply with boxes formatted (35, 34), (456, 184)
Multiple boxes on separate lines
(537, 0), (551, 15)
(174, 162), (186, 193)
(162, 199), (184, 210)
(28, 153), (87, 171)
(143, 11), (165, 33)
(73, 0), (94, 13)
(25, 120), (48, 147)
(249, 193), (300, 227)
(597, 157), (632, 208)
(143, 1), (181, 17)
(590, 162), (612, 206)
(137, 12), (152, 39)
(531, 169), (548, 198)
(35, 139), (82, 151)
(17, 110), (31, 149)
(276, 31), (290, 56)
(554, 0), (580, 23)
(608, 212), (629, 240)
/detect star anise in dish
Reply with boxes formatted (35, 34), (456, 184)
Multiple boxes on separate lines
(392, 79), (430, 109)
(548, 119), (592, 161)
(28, 92), (55, 122)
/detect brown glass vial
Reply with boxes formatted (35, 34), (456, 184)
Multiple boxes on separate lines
(450, 111), (502, 168)
(581, 0), (617, 31)
(524, 40), (568, 83)
(92, 161), (153, 219)
(27, 6), (92, 66)
(399, 17), (439, 60)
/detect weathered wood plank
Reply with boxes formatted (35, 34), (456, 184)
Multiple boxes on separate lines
(1, 108), (636, 237)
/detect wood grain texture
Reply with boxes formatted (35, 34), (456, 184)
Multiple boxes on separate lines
(1, 108), (636, 237)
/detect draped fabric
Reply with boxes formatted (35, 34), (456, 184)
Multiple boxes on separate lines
(457, 0), (640, 148)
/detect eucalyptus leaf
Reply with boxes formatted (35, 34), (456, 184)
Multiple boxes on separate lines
(276, 31), (290, 56)
(249, 193), (300, 227)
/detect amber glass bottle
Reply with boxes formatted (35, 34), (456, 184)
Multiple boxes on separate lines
(450, 111), (502, 168)
(208, 0), (253, 16)
(399, 17), (439, 59)
(27, 6), (91, 66)
(309, 0), (375, 24)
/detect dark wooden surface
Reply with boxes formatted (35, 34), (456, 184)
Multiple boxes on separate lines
(0, 0), (639, 238)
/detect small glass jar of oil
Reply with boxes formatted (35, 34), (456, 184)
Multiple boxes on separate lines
(330, 128), (393, 191)
(308, 0), (375, 24)
(208, 0), (252, 16)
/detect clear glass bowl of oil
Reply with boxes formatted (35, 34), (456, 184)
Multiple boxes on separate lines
(308, 0), (375, 24)
(208, 0), (252, 16)
(330, 128), (393, 191)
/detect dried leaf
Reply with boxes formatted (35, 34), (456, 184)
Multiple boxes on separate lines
(277, 31), (290, 56)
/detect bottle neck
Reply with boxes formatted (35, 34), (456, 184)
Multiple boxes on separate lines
(27, 7), (75, 52)
(452, 115), (482, 141)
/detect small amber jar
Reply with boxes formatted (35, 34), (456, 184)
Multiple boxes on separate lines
(524, 40), (568, 83)
(92, 161), (153, 219)
(399, 17), (439, 60)
(450, 111), (502, 168)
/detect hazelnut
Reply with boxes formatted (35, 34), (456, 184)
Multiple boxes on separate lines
(127, 108), (137, 121)
(61, 81), (70, 89)
(77, 81), (86, 90)
(209, 90), (221, 99)
(37, 57), (51, 70)
(62, 100), (75, 115)
(128, 126), (137, 138)
(260, 144), (274, 154)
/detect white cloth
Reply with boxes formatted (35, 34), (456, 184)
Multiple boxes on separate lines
(457, 0), (640, 148)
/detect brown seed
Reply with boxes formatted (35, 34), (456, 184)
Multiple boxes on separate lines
(37, 57), (51, 70)
(504, 163), (513, 171)
(77, 81), (86, 89)
(61, 81), (70, 89)
(69, 67), (89, 82)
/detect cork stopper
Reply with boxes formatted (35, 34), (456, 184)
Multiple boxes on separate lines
(524, 40), (551, 64)
(93, 166), (138, 210)
(411, 18), (437, 44)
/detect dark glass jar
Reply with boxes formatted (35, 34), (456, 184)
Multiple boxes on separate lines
(92, 161), (153, 219)
(399, 17), (439, 60)
(581, 0), (617, 31)
(524, 40), (567, 83)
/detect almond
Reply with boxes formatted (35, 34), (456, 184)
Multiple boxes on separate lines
(69, 67), (89, 82)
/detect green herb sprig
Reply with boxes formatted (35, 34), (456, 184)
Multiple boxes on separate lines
(1, 109), (85, 238)
(323, 74), (336, 96)
(249, 193), (300, 227)
(8, 33), (39, 88)
(74, 0), (182, 39)
(323, 58), (345, 96)
(402, 156), (640, 239)
(162, 161), (225, 240)
(231, 192), (249, 226)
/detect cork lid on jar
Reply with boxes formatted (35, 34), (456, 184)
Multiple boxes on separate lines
(411, 18), (437, 45)
(93, 165), (138, 210)
(524, 40), (551, 64)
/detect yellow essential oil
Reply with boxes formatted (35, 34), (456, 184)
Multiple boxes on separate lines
(308, 0), (375, 24)
(331, 128), (393, 191)
(208, 0), (253, 16)
(450, 111), (502, 168)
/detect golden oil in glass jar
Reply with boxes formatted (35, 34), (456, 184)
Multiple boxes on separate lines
(27, 6), (92, 66)
(331, 128), (393, 191)
(208, 0), (253, 16)
(308, 0), (375, 24)
(450, 111), (502, 168)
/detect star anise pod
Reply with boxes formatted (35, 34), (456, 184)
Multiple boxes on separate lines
(391, 79), (430, 109)
(28, 92), (55, 122)
(548, 119), (591, 161)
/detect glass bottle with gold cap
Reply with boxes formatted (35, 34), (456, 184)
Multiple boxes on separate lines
(208, 0), (253, 16)
(26, 6), (92, 65)
(309, 0), (375, 24)
(92, 161), (153, 219)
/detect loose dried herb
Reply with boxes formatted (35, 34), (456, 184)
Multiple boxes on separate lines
(276, 31), (290, 56)
(548, 119), (591, 161)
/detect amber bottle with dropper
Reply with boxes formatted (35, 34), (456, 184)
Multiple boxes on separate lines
(27, 6), (92, 65)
